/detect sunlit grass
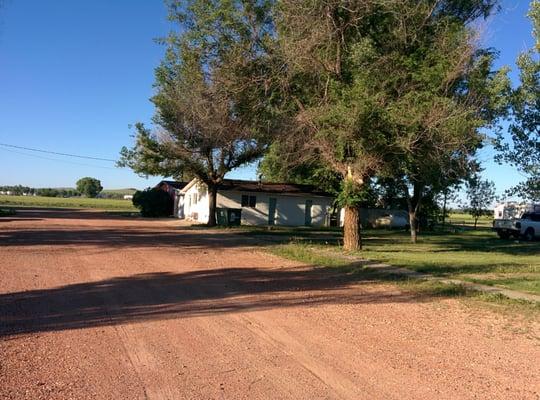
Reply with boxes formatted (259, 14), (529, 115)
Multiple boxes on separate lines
(270, 227), (540, 297)
(0, 195), (137, 211)
(355, 230), (540, 281)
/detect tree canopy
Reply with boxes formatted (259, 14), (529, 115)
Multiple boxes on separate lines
(119, 0), (281, 225)
(264, 0), (507, 247)
(120, 0), (514, 245)
(76, 177), (103, 198)
(496, 0), (540, 201)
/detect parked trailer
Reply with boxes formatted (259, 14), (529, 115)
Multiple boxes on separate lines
(492, 202), (540, 240)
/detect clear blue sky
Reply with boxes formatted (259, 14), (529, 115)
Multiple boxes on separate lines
(0, 0), (534, 192)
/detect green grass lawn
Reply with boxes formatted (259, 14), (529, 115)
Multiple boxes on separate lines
(101, 188), (137, 196)
(355, 230), (539, 294)
(270, 228), (540, 296)
(446, 212), (493, 228)
(0, 195), (137, 211)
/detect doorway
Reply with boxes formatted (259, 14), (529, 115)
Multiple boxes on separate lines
(268, 197), (277, 225)
(304, 200), (312, 226)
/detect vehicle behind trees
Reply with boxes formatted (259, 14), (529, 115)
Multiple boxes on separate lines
(492, 202), (540, 240)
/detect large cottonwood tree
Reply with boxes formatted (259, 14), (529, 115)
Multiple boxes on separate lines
(119, 0), (280, 225)
(273, 1), (404, 250)
(271, 0), (508, 249)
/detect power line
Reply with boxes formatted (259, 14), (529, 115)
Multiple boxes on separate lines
(0, 146), (118, 170)
(0, 142), (117, 162)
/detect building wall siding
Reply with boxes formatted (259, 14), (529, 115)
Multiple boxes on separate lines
(183, 183), (210, 223)
(217, 190), (332, 227)
(182, 181), (333, 226)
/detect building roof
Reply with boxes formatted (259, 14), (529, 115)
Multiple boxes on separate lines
(182, 178), (332, 197)
(156, 180), (188, 190)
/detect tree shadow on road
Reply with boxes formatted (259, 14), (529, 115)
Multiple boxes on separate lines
(0, 227), (276, 249)
(0, 218), (43, 223)
(4, 208), (139, 220)
(0, 266), (426, 337)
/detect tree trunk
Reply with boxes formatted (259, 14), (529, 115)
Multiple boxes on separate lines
(343, 205), (361, 251)
(441, 191), (447, 228)
(404, 182), (423, 244)
(409, 210), (418, 244)
(207, 184), (217, 227)
(474, 217), (478, 229)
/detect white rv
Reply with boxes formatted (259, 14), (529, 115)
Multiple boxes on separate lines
(492, 202), (540, 240)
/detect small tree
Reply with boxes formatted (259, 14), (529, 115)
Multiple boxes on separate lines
(438, 184), (461, 228)
(466, 176), (496, 228)
(76, 177), (103, 198)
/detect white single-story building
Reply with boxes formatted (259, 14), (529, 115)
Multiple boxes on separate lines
(181, 178), (334, 227)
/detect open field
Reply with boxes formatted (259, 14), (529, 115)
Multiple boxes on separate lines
(446, 212), (493, 228)
(1, 209), (539, 399)
(101, 188), (137, 195)
(0, 195), (137, 211)
(271, 228), (540, 298)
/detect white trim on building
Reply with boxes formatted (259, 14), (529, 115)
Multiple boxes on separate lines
(181, 179), (334, 227)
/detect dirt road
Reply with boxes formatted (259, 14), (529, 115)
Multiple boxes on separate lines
(1, 209), (539, 399)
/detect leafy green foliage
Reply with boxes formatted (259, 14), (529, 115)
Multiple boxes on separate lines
(268, 0), (507, 245)
(466, 175), (497, 226)
(382, 6), (509, 232)
(336, 178), (378, 208)
(119, 0), (279, 183)
(35, 188), (79, 197)
(0, 186), (80, 197)
(132, 188), (173, 217)
(118, 123), (187, 180)
(258, 142), (342, 195)
(495, 1), (540, 201)
(76, 177), (103, 198)
(119, 0), (282, 225)
(0, 185), (33, 195)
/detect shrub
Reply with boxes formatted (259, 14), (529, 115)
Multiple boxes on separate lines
(132, 188), (173, 217)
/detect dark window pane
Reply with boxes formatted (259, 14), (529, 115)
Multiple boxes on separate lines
(249, 196), (256, 207)
(241, 195), (249, 207)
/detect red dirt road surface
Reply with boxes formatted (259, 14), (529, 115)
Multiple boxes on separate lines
(1, 209), (539, 399)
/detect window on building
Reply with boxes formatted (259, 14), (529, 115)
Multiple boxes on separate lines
(193, 193), (198, 204)
(241, 194), (256, 207)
